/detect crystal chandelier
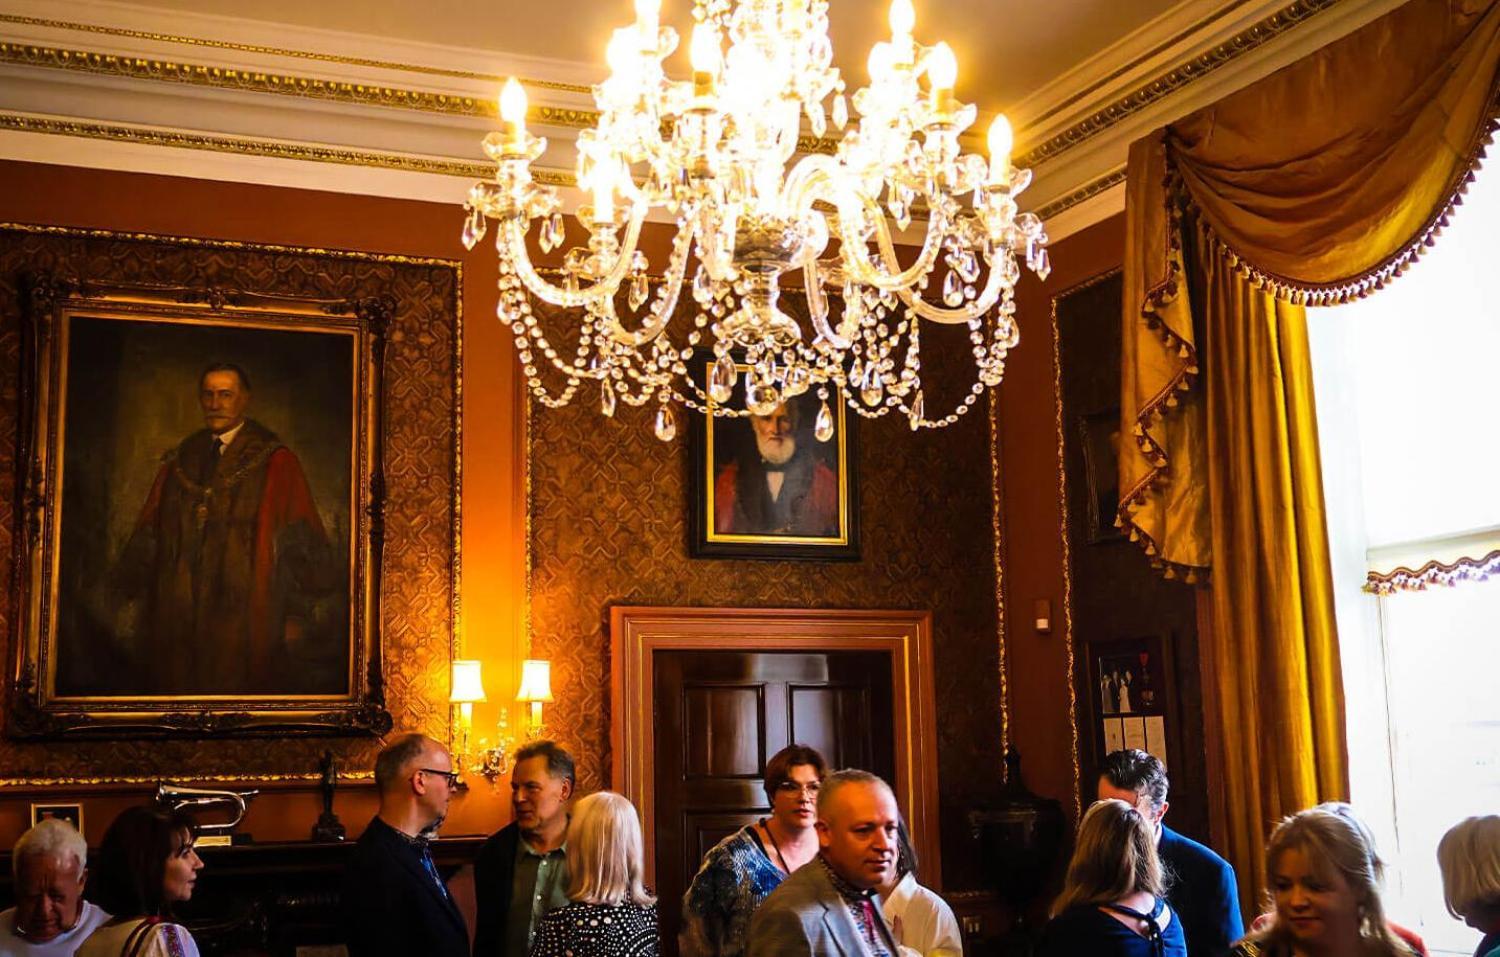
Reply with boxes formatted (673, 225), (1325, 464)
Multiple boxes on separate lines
(462, 0), (1050, 442)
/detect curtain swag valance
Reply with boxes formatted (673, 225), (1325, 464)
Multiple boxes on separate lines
(1122, 0), (1500, 579)
(1117, 0), (1500, 912)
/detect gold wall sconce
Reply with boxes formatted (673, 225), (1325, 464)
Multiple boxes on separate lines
(450, 658), (554, 786)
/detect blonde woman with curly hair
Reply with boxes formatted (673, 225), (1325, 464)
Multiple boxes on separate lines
(1040, 799), (1186, 956)
(530, 791), (657, 957)
(1437, 815), (1500, 957)
(1230, 806), (1416, 957)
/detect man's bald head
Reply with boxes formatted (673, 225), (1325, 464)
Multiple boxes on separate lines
(374, 733), (440, 793)
(815, 769), (900, 889)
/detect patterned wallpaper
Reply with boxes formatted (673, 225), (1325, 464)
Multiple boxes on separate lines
(0, 226), (460, 784)
(528, 321), (1006, 887)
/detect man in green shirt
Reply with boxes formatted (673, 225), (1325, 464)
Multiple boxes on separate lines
(473, 741), (576, 957)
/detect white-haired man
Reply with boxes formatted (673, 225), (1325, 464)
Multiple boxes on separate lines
(1, 818), (110, 956)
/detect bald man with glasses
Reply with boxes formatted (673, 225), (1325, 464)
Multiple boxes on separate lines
(343, 733), (469, 957)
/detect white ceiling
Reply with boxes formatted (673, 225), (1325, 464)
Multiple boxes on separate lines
(0, 0), (1409, 237)
(110, 0), (1184, 113)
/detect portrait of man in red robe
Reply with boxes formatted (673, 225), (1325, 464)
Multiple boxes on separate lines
(114, 362), (342, 694)
(713, 399), (840, 538)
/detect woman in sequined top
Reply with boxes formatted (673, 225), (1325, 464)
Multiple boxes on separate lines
(679, 744), (828, 957)
(531, 791), (658, 957)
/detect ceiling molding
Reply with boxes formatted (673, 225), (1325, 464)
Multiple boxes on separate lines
(0, 0), (1413, 239)
(0, 41), (597, 128)
(0, 12), (587, 90)
(1014, 0), (1345, 169)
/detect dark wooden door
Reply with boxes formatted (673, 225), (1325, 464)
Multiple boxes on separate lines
(653, 649), (895, 957)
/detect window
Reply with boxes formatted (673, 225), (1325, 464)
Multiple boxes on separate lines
(1309, 162), (1500, 956)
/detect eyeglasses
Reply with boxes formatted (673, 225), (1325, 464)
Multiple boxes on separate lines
(420, 768), (461, 788)
(775, 781), (822, 796)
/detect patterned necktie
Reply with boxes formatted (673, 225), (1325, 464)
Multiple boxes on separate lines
(419, 844), (450, 900)
(859, 899), (888, 957)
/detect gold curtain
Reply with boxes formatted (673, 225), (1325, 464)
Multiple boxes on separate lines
(1119, 0), (1500, 911)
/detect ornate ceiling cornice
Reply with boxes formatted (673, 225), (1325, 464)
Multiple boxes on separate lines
(0, 0), (1406, 235)
(0, 112), (578, 187)
(0, 11), (591, 91)
(1015, 0), (1344, 169)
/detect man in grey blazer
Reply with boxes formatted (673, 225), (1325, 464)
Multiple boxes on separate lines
(747, 769), (902, 957)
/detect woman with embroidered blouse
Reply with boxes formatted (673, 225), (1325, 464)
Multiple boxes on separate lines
(1039, 798), (1186, 957)
(1228, 806), (1418, 957)
(679, 744), (828, 957)
(530, 791), (657, 957)
(77, 806), (204, 957)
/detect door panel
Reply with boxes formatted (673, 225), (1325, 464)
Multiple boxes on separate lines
(654, 649), (894, 957)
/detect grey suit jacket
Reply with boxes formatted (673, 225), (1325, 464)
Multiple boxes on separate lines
(747, 860), (898, 957)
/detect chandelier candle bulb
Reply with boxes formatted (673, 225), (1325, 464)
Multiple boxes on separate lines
(635, 0), (660, 49)
(593, 166), (615, 225)
(927, 42), (957, 115)
(690, 23), (721, 97)
(889, 0), (916, 63)
(988, 115), (1013, 184)
(499, 78), (527, 148)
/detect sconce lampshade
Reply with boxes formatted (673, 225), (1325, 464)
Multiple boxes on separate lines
(516, 659), (554, 703)
(450, 659), (487, 704)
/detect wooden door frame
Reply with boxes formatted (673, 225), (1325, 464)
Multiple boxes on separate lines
(610, 606), (943, 890)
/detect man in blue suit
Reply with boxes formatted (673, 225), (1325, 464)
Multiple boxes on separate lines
(343, 733), (470, 957)
(1098, 749), (1243, 957)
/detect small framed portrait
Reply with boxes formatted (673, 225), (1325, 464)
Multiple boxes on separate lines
(1084, 634), (1175, 770)
(30, 803), (84, 832)
(1077, 408), (1126, 544)
(688, 357), (859, 561)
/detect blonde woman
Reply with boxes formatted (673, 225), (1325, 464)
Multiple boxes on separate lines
(1230, 806), (1416, 957)
(531, 791), (657, 957)
(1041, 799), (1185, 956)
(1437, 815), (1500, 957)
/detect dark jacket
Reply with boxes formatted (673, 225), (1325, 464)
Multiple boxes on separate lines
(472, 822), (521, 957)
(342, 816), (469, 957)
(1160, 825), (1243, 957)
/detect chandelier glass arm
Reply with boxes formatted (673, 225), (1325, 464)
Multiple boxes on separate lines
(599, 225), (697, 348)
(893, 254), (1005, 323)
(502, 208), (647, 308)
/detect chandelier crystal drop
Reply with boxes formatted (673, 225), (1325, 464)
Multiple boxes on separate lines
(463, 0), (1050, 439)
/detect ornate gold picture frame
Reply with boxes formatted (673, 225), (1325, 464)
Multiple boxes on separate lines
(8, 275), (392, 738)
(688, 356), (859, 561)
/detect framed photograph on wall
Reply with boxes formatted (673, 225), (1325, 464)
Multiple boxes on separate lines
(1077, 407), (1126, 544)
(30, 802), (83, 832)
(688, 355), (859, 561)
(1083, 633), (1177, 771)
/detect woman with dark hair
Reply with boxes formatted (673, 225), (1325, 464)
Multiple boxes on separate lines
(877, 817), (963, 956)
(77, 806), (203, 957)
(680, 743), (827, 957)
(1040, 799), (1186, 957)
